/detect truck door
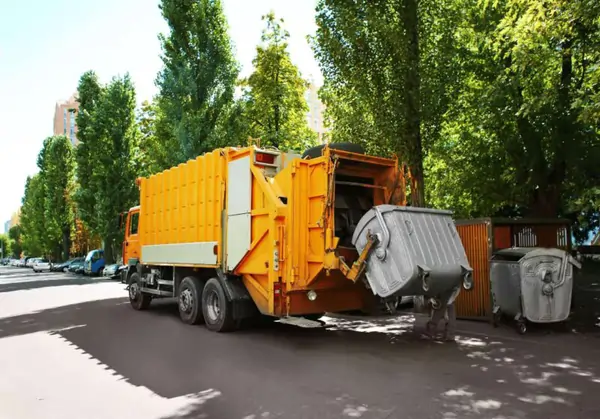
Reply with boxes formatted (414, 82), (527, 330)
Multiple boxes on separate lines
(124, 209), (140, 265)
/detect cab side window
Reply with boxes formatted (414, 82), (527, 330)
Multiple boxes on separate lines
(130, 212), (139, 235)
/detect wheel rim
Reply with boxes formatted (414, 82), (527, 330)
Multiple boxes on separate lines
(206, 290), (221, 321)
(129, 282), (140, 301)
(179, 288), (194, 313)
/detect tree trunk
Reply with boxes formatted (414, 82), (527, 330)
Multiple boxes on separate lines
(403, 0), (425, 207)
(62, 227), (71, 261)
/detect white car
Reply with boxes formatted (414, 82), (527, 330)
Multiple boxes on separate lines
(33, 259), (52, 273)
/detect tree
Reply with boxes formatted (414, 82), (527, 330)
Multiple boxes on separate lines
(0, 234), (10, 259)
(156, 0), (239, 161)
(75, 71), (104, 235)
(242, 12), (317, 150)
(40, 136), (76, 260)
(312, 0), (464, 206)
(137, 99), (179, 175)
(8, 225), (23, 258)
(92, 75), (140, 263)
(425, 0), (600, 241)
(19, 174), (45, 256)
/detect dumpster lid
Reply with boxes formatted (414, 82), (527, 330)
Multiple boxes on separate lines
(491, 247), (539, 261)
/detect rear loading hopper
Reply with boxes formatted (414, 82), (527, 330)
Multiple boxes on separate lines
(352, 205), (473, 300)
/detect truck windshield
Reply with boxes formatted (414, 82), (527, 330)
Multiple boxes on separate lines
(85, 251), (95, 262)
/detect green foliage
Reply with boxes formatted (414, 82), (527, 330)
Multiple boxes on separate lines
(19, 136), (76, 259)
(0, 234), (10, 259)
(89, 75), (140, 263)
(8, 225), (23, 258)
(75, 71), (104, 235)
(312, 0), (465, 205)
(39, 136), (76, 260)
(137, 99), (177, 175)
(424, 0), (600, 241)
(241, 12), (317, 151)
(20, 174), (45, 256)
(156, 0), (239, 161)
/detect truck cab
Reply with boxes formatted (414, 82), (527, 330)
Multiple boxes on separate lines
(84, 249), (105, 276)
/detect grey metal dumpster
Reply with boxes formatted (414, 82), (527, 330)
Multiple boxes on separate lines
(490, 247), (581, 334)
(352, 205), (473, 301)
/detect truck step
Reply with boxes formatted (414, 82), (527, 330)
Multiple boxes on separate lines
(276, 316), (325, 329)
(140, 287), (173, 297)
(156, 279), (174, 286)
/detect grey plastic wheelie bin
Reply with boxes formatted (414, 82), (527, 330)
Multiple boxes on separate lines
(490, 247), (581, 334)
(352, 205), (473, 308)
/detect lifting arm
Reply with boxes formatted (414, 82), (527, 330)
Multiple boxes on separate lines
(340, 231), (379, 283)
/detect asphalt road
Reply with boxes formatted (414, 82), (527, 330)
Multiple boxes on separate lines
(1, 266), (600, 419)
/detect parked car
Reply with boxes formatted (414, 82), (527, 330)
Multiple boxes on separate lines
(52, 257), (84, 272)
(26, 257), (39, 268)
(33, 259), (52, 273)
(102, 263), (125, 279)
(68, 259), (85, 274)
(84, 249), (105, 276)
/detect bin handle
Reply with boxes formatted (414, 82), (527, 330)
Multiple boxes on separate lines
(373, 207), (390, 260)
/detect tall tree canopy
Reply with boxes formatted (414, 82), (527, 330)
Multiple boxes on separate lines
(40, 136), (76, 260)
(312, 0), (464, 206)
(156, 0), (239, 162)
(92, 75), (140, 263)
(19, 136), (75, 259)
(20, 175), (45, 256)
(241, 12), (317, 150)
(8, 225), (23, 258)
(75, 71), (104, 235)
(425, 0), (600, 241)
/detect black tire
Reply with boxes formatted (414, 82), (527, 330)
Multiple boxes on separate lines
(517, 322), (527, 335)
(178, 276), (205, 325)
(202, 277), (236, 332)
(97, 267), (104, 277)
(129, 272), (152, 310)
(301, 142), (365, 159)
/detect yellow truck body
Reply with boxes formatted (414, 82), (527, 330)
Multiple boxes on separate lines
(123, 144), (407, 329)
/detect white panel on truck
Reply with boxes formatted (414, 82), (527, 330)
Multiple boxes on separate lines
(226, 156), (251, 271)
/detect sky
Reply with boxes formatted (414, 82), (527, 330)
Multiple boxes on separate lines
(0, 0), (322, 225)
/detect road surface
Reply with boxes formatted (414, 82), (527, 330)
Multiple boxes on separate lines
(1, 266), (599, 419)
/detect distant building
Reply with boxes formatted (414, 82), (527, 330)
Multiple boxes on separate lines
(53, 93), (79, 146)
(305, 78), (329, 143)
(4, 209), (21, 233)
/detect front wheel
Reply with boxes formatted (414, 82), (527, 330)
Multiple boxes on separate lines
(202, 278), (236, 332)
(178, 276), (204, 325)
(129, 272), (152, 310)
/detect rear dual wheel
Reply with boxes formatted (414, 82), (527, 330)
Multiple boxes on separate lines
(178, 276), (236, 332)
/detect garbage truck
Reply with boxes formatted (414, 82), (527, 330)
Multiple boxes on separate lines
(121, 143), (473, 332)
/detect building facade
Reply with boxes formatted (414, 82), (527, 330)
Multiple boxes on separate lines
(305, 79), (329, 143)
(3, 209), (20, 234)
(53, 93), (79, 146)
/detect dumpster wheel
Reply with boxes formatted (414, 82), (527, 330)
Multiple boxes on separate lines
(517, 321), (527, 335)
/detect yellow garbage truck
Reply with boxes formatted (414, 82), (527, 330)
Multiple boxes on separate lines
(121, 143), (473, 332)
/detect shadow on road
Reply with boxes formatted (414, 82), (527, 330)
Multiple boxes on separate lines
(1, 296), (600, 419)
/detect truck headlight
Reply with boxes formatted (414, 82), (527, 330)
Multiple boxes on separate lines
(307, 290), (317, 301)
